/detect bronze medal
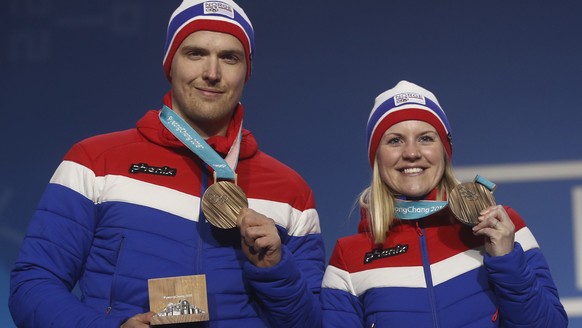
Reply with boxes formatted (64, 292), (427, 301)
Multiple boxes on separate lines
(201, 181), (248, 229)
(448, 179), (496, 226)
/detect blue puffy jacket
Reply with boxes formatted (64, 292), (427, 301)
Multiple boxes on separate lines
(321, 207), (567, 327)
(10, 105), (325, 328)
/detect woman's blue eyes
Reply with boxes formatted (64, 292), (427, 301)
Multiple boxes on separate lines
(385, 135), (435, 145)
(419, 135), (435, 142)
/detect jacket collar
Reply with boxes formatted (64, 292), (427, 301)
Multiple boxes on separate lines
(136, 92), (258, 160)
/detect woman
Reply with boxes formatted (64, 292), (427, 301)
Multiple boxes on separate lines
(320, 80), (568, 327)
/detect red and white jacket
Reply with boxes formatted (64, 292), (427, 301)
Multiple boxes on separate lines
(321, 204), (567, 327)
(10, 98), (325, 328)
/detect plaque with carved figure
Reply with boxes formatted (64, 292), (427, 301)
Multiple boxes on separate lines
(148, 275), (209, 325)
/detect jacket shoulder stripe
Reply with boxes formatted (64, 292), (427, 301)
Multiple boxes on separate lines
(51, 160), (97, 200)
(351, 266), (426, 294)
(324, 247), (484, 294)
(431, 248), (484, 286)
(322, 265), (357, 296)
(51, 161), (321, 233)
(515, 227), (539, 251)
(248, 199), (320, 236)
(51, 160), (201, 222)
(323, 264), (427, 296)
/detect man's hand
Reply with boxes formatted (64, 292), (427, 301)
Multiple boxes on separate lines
(237, 208), (282, 268)
(120, 312), (156, 328)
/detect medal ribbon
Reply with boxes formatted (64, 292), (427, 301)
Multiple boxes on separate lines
(394, 175), (495, 220)
(395, 200), (448, 220)
(159, 105), (242, 181)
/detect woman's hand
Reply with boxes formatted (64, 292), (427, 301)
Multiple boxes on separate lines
(472, 205), (515, 257)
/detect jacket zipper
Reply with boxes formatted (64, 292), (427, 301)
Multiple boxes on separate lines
(107, 235), (125, 315)
(197, 168), (210, 274)
(417, 221), (440, 328)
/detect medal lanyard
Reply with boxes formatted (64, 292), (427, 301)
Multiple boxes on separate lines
(394, 175), (495, 220)
(395, 200), (448, 220)
(159, 105), (242, 181)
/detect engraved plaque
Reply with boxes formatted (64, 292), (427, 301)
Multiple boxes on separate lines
(148, 275), (209, 325)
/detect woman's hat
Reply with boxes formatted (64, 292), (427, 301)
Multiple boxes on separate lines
(366, 80), (452, 167)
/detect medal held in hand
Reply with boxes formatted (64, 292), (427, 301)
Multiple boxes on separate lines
(448, 175), (496, 226)
(202, 177), (248, 229)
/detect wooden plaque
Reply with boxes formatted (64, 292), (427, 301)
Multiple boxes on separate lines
(148, 274), (209, 325)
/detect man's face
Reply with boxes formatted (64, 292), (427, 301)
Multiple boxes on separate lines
(170, 30), (247, 138)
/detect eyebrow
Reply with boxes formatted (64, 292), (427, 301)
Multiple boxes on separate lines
(179, 45), (206, 54)
(219, 49), (245, 58)
(179, 45), (244, 57)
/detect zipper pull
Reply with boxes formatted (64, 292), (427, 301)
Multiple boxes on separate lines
(491, 307), (499, 322)
(415, 221), (424, 236)
(106, 306), (112, 315)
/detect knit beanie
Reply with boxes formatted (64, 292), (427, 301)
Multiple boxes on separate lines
(162, 0), (255, 81)
(366, 80), (452, 167)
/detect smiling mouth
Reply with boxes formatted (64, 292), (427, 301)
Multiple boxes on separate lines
(194, 84), (224, 94)
(401, 167), (424, 174)
(198, 88), (223, 94)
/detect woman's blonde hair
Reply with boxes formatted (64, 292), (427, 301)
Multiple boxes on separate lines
(359, 153), (459, 244)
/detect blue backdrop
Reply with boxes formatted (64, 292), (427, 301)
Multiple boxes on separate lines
(2, 0), (581, 326)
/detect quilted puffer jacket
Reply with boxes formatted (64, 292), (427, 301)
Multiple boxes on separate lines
(321, 206), (567, 327)
(10, 102), (325, 328)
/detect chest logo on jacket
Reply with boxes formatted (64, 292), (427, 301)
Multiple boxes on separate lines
(129, 163), (177, 176)
(364, 244), (409, 264)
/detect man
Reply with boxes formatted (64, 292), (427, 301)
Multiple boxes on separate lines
(9, 1), (325, 327)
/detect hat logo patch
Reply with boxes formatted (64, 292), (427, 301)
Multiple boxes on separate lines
(394, 92), (426, 106)
(204, 2), (235, 18)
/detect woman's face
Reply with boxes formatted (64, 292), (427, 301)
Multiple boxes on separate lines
(376, 120), (445, 198)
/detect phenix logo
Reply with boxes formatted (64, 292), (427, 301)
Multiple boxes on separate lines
(129, 163), (177, 176)
(364, 244), (409, 264)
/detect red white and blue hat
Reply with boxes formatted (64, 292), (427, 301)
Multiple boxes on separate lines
(366, 80), (453, 167)
(163, 0), (255, 81)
